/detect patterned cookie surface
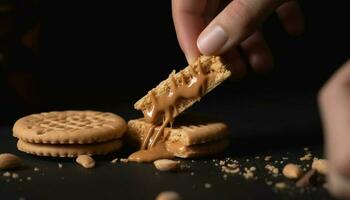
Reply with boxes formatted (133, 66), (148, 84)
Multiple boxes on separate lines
(17, 139), (123, 157)
(13, 111), (127, 144)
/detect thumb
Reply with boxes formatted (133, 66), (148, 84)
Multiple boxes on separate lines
(197, 0), (282, 55)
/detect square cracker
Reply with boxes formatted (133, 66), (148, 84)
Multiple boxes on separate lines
(134, 56), (231, 120)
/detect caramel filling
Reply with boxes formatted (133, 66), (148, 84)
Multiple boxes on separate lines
(128, 61), (212, 162)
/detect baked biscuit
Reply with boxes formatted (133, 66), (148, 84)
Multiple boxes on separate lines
(17, 139), (123, 157)
(134, 56), (231, 122)
(13, 110), (127, 144)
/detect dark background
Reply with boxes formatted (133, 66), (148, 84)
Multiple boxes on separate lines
(0, 1), (349, 199)
(1, 1), (350, 137)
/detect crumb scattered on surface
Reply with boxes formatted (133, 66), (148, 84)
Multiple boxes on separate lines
(58, 163), (63, 169)
(111, 158), (118, 163)
(204, 183), (212, 188)
(153, 159), (180, 171)
(3, 171), (11, 177)
(155, 191), (181, 200)
(264, 156), (272, 161)
(275, 182), (287, 190)
(26, 177), (31, 181)
(282, 163), (303, 179)
(243, 167), (255, 180)
(11, 173), (19, 179)
(312, 158), (329, 175)
(34, 167), (40, 172)
(190, 172), (195, 176)
(300, 153), (312, 161)
(120, 158), (128, 163)
(265, 164), (279, 176)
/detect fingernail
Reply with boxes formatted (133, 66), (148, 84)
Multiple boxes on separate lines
(197, 25), (228, 55)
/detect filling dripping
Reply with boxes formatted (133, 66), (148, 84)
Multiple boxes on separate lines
(129, 61), (211, 162)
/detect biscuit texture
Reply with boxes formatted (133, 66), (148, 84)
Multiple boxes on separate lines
(126, 116), (230, 158)
(17, 139), (123, 157)
(134, 56), (231, 120)
(127, 116), (229, 147)
(13, 110), (127, 144)
(166, 139), (229, 158)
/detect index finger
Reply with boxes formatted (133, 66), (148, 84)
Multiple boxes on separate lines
(172, 0), (207, 63)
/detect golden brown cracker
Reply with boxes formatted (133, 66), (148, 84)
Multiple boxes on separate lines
(13, 110), (127, 144)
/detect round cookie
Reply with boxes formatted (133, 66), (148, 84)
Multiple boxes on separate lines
(13, 111), (127, 144)
(17, 139), (123, 157)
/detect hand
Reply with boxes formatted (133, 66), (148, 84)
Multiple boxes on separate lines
(172, 0), (304, 78)
(319, 59), (350, 199)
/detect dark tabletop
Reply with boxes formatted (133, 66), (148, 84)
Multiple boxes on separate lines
(0, 91), (336, 200)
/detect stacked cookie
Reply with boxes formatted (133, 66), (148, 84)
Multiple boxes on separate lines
(127, 114), (230, 159)
(13, 111), (126, 157)
(126, 56), (232, 162)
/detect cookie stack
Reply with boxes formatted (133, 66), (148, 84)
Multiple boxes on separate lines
(13, 111), (126, 157)
(127, 114), (230, 159)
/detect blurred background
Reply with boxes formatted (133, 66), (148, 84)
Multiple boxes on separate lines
(0, 1), (349, 138)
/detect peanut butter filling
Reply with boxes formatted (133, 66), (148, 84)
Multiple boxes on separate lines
(128, 61), (214, 162)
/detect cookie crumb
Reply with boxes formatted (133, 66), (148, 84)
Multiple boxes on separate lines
(155, 191), (181, 200)
(12, 173), (19, 179)
(120, 158), (128, 163)
(255, 156), (260, 159)
(190, 172), (195, 176)
(275, 182), (287, 190)
(111, 158), (118, 163)
(26, 177), (31, 181)
(264, 156), (272, 161)
(204, 183), (212, 188)
(223, 174), (228, 180)
(265, 164), (279, 176)
(153, 159), (180, 171)
(227, 163), (238, 168)
(3, 171), (11, 177)
(34, 167), (40, 172)
(58, 163), (63, 169)
(312, 158), (328, 175)
(282, 163), (303, 179)
(300, 153), (312, 161)
(243, 167), (255, 180)
(76, 155), (95, 169)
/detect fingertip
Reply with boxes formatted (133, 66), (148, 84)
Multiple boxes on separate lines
(249, 52), (274, 74)
(185, 53), (199, 65)
(277, 1), (305, 37)
(222, 49), (247, 80)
